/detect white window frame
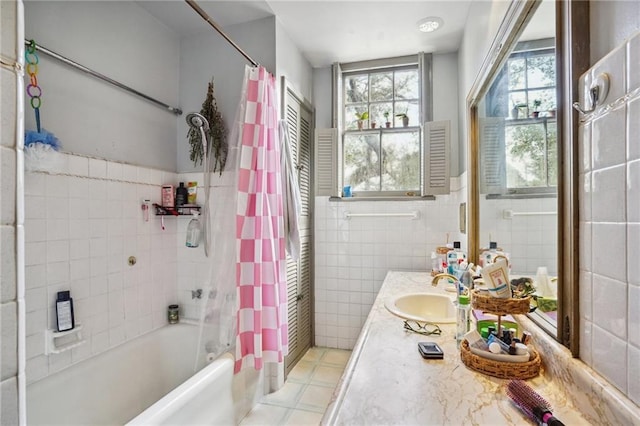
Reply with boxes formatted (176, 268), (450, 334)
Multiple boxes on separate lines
(482, 39), (558, 197)
(331, 54), (445, 199)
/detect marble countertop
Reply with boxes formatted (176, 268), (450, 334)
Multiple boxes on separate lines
(322, 270), (587, 425)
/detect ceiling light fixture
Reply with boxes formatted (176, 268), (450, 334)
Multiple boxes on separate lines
(417, 17), (443, 33)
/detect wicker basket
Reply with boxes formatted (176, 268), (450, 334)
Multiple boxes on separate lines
(460, 339), (541, 379)
(471, 290), (531, 315)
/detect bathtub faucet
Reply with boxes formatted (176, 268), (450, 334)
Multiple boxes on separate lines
(191, 289), (203, 299)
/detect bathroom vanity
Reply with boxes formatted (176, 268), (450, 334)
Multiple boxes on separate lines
(322, 271), (587, 425)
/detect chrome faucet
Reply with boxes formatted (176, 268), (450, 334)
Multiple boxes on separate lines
(191, 288), (203, 299)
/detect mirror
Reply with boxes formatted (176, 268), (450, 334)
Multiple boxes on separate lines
(479, 1), (558, 327)
(467, 0), (586, 352)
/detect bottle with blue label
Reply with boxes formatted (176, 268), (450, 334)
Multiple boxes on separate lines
(447, 241), (466, 277)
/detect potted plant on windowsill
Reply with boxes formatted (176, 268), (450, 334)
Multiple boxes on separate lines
(355, 111), (369, 130)
(510, 102), (527, 119)
(396, 113), (409, 127)
(531, 99), (542, 118)
(384, 111), (391, 128)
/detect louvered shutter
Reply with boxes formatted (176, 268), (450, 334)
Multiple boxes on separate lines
(285, 98), (299, 162)
(298, 110), (312, 228)
(286, 254), (299, 363)
(296, 238), (311, 355)
(423, 120), (451, 195)
(314, 128), (339, 196)
(479, 117), (506, 194)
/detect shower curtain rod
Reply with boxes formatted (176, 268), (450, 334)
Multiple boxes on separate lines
(23, 40), (183, 115)
(184, 0), (260, 68)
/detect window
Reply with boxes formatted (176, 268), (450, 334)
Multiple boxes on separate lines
(315, 54), (449, 198)
(483, 41), (557, 193)
(321, 54), (449, 198)
(343, 66), (421, 194)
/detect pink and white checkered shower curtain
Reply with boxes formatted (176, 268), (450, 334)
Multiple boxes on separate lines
(235, 66), (288, 372)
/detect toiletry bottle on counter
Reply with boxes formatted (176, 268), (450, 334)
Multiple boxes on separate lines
(456, 294), (471, 348)
(481, 241), (507, 267)
(447, 241), (466, 276)
(481, 259), (511, 298)
(185, 211), (202, 248)
(56, 291), (75, 332)
(176, 182), (188, 207)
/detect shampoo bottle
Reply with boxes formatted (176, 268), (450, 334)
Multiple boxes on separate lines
(185, 211), (202, 248)
(56, 291), (75, 332)
(176, 182), (188, 207)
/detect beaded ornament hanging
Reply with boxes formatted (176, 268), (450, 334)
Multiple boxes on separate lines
(24, 39), (60, 148)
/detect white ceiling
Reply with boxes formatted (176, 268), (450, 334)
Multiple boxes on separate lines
(136, 0), (473, 68)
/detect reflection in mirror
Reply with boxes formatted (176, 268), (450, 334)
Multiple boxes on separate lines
(476, 1), (558, 328)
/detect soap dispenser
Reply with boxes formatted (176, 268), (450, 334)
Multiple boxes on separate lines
(185, 211), (202, 248)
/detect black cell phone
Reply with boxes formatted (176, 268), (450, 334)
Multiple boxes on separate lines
(418, 342), (444, 359)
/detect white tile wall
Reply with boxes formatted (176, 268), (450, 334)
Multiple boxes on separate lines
(314, 175), (467, 349)
(24, 153), (179, 383)
(478, 196), (558, 276)
(1, 1), (21, 422)
(175, 171), (237, 320)
(579, 31), (640, 405)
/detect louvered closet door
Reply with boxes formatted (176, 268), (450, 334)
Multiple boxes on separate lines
(286, 254), (300, 366)
(284, 87), (314, 376)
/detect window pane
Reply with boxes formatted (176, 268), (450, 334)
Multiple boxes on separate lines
(345, 105), (368, 130)
(345, 74), (368, 103)
(394, 101), (419, 127)
(344, 133), (381, 191)
(370, 72), (393, 101)
(547, 122), (557, 186)
(527, 54), (555, 88)
(509, 91), (527, 117)
(527, 88), (556, 113)
(370, 102), (393, 127)
(505, 123), (549, 187)
(381, 131), (420, 191)
(394, 70), (419, 100)
(508, 58), (526, 90)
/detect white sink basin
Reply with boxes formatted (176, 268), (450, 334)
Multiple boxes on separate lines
(384, 293), (457, 324)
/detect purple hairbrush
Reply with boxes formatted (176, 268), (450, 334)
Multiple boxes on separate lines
(506, 380), (565, 425)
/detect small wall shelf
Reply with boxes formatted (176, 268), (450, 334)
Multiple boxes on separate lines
(153, 204), (201, 216)
(45, 325), (86, 355)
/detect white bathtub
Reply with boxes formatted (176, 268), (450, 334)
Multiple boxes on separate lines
(26, 323), (256, 425)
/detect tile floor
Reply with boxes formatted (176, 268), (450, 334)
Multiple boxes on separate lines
(239, 347), (352, 425)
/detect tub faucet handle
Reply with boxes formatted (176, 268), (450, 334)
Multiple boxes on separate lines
(192, 289), (203, 299)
